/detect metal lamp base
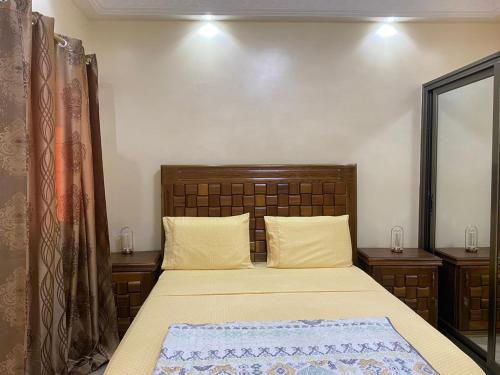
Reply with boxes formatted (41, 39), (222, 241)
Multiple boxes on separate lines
(465, 247), (478, 253)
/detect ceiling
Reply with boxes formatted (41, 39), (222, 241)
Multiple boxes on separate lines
(74, 0), (500, 21)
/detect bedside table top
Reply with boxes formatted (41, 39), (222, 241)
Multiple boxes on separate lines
(111, 250), (162, 272)
(358, 248), (442, 266)
(434, 247), (491, 265)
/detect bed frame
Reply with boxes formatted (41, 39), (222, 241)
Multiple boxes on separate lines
(161, 165), (357, 263)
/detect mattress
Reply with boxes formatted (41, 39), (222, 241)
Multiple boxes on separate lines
(105, 265), (484, 375)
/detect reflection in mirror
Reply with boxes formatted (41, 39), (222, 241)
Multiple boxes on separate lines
(434, 76), (494, 356)
(436, 77), (493, 250)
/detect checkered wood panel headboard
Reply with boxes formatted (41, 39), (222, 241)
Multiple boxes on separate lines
(161, 165), (357, 263)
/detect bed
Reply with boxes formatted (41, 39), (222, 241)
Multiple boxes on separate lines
(105, 165), (484, 375)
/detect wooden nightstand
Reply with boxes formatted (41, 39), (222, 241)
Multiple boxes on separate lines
(358, 248), (442, 327)
(434, 247), (495, 333)
(111, 250), (162, 338)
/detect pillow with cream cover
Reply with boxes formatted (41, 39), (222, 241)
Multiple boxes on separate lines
(265, 215), (352, 268)
(162, 213), (253, 270)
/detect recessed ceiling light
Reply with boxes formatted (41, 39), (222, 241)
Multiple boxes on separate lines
(202, 14), (214, 21)
(199, 23), (219, 38)
(376, 24), (398, 38)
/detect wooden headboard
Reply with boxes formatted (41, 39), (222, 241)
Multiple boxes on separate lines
(161, 165), (357, 263)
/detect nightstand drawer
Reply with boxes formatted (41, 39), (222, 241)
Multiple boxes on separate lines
(371, 266), (437, 324)
(112, 271), (155, 337)
(372, 267), (435, 289)
(460, 266), (500, 331)
(358, 248), (442, 328)
(111, 251), (162, 339)
(435, 248), (500, 334)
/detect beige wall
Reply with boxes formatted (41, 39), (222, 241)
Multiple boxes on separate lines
(24, 5), (500, 251)
(91, 20), (499, 252)
(32, 0), (93, 49)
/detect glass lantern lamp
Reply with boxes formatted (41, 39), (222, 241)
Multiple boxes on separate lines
(121, 226), (134, 255)
(390, 226), (404, 253)
(465, 225), (479, 253)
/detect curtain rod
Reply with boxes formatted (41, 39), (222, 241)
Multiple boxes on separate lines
(31, 14), (68, 48)
(31, 14), (91, 64)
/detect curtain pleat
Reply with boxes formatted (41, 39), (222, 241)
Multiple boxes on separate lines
(28, 12), (67, 375)
(53, 34), (89, 374)
(0, 0), (31, 374)
(53, 37), (118, 374)
(85, 54), (119, 367)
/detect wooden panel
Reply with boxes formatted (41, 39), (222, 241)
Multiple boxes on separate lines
(370, 265), (438, 327)
(437, 250), (500, 334)
(461, 266), (500, 331)
(112, 272), (152, 338)
(111, 250), (162, 273)
(111, 251), (162, 339)
(161, 165), (357, 263)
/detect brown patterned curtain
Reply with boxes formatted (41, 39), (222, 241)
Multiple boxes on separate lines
(1, 1), (118, 374)
(0, 0), (30, 374)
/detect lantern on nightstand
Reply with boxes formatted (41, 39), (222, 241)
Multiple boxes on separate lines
(390, 226), (404, 253)
(465, 225), (479, 253)
(121, 226), (134, 255)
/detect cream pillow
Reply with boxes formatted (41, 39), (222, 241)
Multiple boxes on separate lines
(265, 215), (352, 268)
(162, 213), (252, 270)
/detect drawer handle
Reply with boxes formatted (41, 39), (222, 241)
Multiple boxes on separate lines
(464, 297), (469, 307)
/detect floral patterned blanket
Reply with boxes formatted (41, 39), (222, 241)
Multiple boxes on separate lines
(152, 317), (437, 375)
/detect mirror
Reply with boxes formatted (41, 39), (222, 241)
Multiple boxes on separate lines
(435, 77), (493, 249)
(434, 76), (494, 356)
(420, 53), (500, 372)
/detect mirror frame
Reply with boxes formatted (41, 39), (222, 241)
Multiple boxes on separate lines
(419, 51), (500, 373)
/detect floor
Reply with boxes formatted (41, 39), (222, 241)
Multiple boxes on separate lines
(90, 364), (107, 375)
(466, 334), (500, 359)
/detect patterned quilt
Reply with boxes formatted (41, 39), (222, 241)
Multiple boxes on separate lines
(152, 317), (438, 375)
